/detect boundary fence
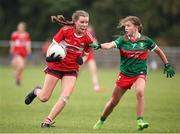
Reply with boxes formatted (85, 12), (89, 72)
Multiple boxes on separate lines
(0, 40), (180, 71)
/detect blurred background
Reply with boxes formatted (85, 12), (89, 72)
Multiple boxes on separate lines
(0, 1), (180, 133)
(0, 0), (180, 70)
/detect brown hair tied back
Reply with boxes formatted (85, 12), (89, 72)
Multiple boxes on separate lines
(119, 16), (143, 33)
(51, 15), (74, 26)
(51, 10), (89, 26)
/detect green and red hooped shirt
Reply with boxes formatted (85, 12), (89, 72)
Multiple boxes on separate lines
(113, 34), (157, 76)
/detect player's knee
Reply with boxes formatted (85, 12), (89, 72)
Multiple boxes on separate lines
(17, 65), (24, 71)
(17, 62), (24, 69)
(110, 100), (118, 108)
(136, 90), (144, 99)
(39, 95), (50, 102)
(112, 96), (120, 106)
(60, 96), (69, 104)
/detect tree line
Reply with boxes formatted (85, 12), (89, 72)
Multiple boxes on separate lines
(0, 0), (180, 46)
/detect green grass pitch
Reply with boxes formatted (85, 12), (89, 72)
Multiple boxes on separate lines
(0, 66), (179, 133)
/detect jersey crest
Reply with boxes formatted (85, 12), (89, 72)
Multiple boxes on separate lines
(140, 42), (144, 48)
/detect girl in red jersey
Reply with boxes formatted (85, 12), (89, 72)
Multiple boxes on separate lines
(90, 16), (175, 131)
(84, 25), (104, 92)
(85, 49), (102, 91)
(25, 10), (94, 128)
(10, 22), (31, 86)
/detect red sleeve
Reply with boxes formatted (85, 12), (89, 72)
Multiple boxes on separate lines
(53, 27), (66, 43)
(25, 32), (31, 41)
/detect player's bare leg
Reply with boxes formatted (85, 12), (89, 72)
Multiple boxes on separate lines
(25, 74), (58, 105)
(12, 55), (26, 86)
(41, 76), (76, 128)
(134, 78), (149, 130)
(36, 74), (59, 102)
(93, 86), (127, 129)
(87, 60), (103, 92)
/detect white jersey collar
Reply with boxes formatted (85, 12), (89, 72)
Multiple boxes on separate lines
(74, 33), (83, 38)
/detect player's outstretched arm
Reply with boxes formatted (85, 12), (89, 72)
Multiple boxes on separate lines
(154, 46), (175, 78)
(89, 41), (116, 50)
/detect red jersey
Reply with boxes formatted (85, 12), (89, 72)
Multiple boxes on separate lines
(10, 31), (31, 57)
(48, 26), (93, 71)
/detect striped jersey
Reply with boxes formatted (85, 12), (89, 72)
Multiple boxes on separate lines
(114, 34), (157, 76)
(10, 31), (31, 57)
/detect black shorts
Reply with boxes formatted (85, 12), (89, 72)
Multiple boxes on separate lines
(44, 67), (78, 79)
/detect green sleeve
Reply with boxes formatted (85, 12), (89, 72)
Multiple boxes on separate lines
(114, 36), (124, 49)
(146, 37), (157, 51)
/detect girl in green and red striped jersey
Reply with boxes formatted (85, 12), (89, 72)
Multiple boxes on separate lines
(90, 16), (175, 131)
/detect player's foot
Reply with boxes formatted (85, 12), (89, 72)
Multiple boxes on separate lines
(16, 79), (21, 86)
(94, 85), (106, 92)
(24, 86), (41, 105)
(93, 119), (104, 129)
(137, 118), (149, 131)
(41, 122), (55, 128)
(41, 118), (55, 128)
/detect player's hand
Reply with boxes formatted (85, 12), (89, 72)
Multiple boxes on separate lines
(164, 63), (175, 78)
(46, 53), (62, 62)
(76, 57), (83, 65)
(89, 43), (101, 50)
